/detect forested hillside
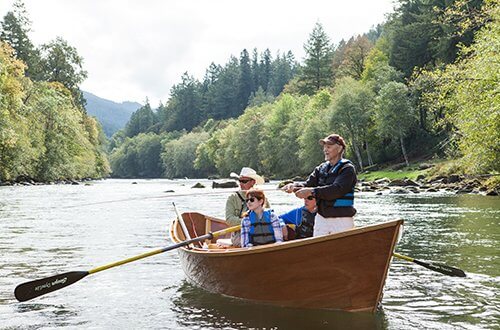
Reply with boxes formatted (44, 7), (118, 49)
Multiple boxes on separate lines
(1, 0), (497, 182)
(109, 0), (498, 179)
(0, 1), (109, 182)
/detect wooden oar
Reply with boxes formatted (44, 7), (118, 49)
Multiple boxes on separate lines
(393, 252), (466, 277)
(173, 202), (192, 240)
(14, 225), (241, 302)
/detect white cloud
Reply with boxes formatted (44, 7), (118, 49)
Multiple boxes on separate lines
(0, 0), (395, 106)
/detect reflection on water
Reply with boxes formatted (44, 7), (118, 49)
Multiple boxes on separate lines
(172, 281), (385, 330)
(0, 179), (498, 329)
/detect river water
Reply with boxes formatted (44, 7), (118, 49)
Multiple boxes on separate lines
(0, 179), (498, 329)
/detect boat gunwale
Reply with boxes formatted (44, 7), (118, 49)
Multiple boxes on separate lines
(170, 214), (403, 257)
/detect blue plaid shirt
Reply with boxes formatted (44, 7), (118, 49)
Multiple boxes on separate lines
(241, 210), (284, 247)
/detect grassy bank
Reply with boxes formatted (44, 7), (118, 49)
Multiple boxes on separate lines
(358, 168), (430, 181)
(358, 159), (445, 181)
(358, 159), (500, 191)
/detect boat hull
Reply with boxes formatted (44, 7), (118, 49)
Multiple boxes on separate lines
(171, 213), (402, 312)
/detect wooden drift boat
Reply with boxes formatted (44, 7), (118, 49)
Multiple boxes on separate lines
(170, 212), (403, 312)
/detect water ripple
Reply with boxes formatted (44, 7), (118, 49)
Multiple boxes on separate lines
(0, 179), (498, 329)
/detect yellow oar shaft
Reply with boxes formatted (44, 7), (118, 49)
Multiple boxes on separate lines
(88, 224), (241, 275)
(213, 225), (241, 238)
(89, 248), (166, 274)
(393, 252), (414, 262)
(15, 224), (243, 302)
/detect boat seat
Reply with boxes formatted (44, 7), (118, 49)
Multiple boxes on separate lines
(205, 239), (237, 250)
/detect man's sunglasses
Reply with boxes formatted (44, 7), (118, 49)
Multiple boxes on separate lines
(239, 179), (253, 184)
(306, 196), (315, 200)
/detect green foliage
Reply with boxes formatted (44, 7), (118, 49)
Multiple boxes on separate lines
(248, 86), (275, 107)
(329, 77), (375, 169)
(0, 42), (32, 180)
(385, 0), (484, 77)
(374, 81), (417, 165)
(259, 95), (309, 177)
(0, 40), (109, 182)
(423, 0), (500, 173)
(26, 82), (104, 180)
(375, 82), (416, 139)
(362, 37), (404, 92)
(269, 51), (297, 95)
(105, 0), (497, 180)
(192, 92), (334, 179)
(297, 92), (331, 173)
(358, 168), (430, 181)
(110, 133), (164, 178)
(125, 102), (156, 137)
(0, 0), (40, 78)
(195, 122), (238, 176)
(160, 49), (297, 133)
(336, 35), (373, 80)
(238, 49), (253, 109)
(37, 37), (88, 108)
(161, 131), (210, 178)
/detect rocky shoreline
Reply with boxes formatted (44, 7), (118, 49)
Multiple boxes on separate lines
(2, 174), (499, 197)
(0, 177), (96, 186)
(356, 175), (499, 196)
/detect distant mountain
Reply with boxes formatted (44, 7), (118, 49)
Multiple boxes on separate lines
(83, 91), (142, 137)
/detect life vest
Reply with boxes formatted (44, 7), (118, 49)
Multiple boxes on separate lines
(249, 210), (276, 246)
(317, 159), (355, 208)
(295, 208), (315, 239)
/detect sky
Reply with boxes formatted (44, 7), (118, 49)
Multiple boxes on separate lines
(0, 0), (396, 106)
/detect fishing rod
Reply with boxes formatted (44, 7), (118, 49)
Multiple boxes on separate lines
(62, 186), (284, 209)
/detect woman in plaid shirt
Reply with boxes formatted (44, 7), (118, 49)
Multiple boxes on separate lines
(240, 189), (284, 248)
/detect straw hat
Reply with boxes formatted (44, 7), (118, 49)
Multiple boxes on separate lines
(229, 167), (265, 185)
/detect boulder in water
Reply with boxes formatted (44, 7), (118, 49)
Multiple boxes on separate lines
(212, 180), (238, 189)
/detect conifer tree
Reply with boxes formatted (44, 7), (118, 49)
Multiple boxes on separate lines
(299, 22), (333, 94)
(238, 49), (253, 110)
(0, 0), (40, 77)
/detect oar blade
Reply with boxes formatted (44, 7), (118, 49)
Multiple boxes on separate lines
(15, 271), (89, 302)
(414, 259), (466, 277)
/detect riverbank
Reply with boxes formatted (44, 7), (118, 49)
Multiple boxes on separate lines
(0, 177), (97, 186)
(357, 160), (500, 196)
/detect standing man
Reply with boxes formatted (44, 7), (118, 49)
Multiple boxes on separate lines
(283, 134), (357, 236)
(226, 167), (267, 246)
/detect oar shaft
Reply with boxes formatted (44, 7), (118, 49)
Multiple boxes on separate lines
(89, 248), (169, 274)
(14, 224), (242, 302)
(89, 226), (240, 275)
(393, 252), (414, 262)
(173, 202), (192, 240)
(393, 252), (466, 277)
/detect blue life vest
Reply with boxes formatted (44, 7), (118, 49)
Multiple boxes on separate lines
(317, 159), (355, 208)
(249, 210), (276, 246)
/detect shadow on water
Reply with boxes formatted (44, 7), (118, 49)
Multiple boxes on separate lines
(171, 281), (387, 330)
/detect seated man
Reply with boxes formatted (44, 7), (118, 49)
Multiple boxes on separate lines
(279, 196), (317, 239)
